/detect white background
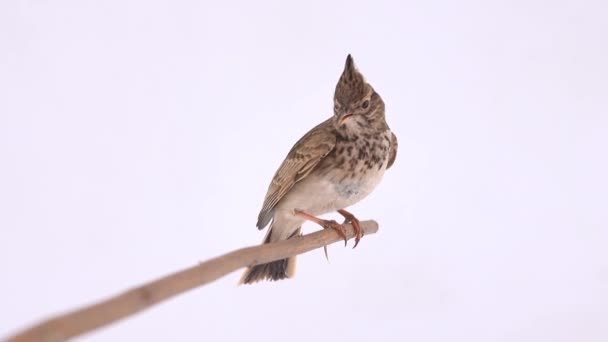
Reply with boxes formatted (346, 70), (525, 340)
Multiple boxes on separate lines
(1, 1), (607, 341)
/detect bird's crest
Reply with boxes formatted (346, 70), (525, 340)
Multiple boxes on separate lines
(334, 54), (367, 104)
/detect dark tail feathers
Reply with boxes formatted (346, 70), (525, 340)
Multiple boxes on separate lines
(239, 228), (300, 285)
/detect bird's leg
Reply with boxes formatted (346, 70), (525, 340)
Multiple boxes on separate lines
(337, 209), (363, 248)
(294, 209), (348, 246)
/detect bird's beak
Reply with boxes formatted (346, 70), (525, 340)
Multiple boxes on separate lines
(339, 113), (354, 125)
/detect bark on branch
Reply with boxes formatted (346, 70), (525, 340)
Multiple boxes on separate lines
(4, 220), (379, 342)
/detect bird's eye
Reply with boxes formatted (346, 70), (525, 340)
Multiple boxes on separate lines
(361, 100), (370, 109)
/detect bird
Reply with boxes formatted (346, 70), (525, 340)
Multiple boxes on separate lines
(240, 54), (398, 284)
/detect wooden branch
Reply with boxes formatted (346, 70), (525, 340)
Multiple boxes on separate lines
(4, 220), (379, 342)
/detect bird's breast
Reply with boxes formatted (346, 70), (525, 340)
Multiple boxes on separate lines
(319, 129), (392, 207)
(275, 129), (392, 216)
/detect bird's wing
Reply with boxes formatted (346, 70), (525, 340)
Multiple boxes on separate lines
(386, 131), (398, 169)
(256, 118), (336, 229)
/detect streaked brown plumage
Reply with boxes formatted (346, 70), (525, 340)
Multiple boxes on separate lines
(240, 55), (397, 284)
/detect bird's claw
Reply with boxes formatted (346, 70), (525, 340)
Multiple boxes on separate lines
(351, 219), (363, 249)
(321, 219), (348, 246)
(338, 210), (364, 249)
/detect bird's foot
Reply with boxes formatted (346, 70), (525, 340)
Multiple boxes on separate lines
(294, 209), (348, 246)
(320, 219), (348, 245)
(338, 209), (363, 248)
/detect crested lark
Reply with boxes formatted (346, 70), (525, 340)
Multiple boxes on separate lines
(240, 55), (398, 284)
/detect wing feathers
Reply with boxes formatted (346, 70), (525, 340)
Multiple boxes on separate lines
(256, 119), (336, 229)
(386, 131), (398, 169)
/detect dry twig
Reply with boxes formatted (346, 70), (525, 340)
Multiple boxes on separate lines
(4, 220), (379, 342)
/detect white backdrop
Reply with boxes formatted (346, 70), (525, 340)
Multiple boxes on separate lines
(1, 1), (607, 341)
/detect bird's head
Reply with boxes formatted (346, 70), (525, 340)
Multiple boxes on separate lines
(332, 54), (385, 132)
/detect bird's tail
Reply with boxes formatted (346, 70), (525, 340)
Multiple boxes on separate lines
(239, 227), (301, 285)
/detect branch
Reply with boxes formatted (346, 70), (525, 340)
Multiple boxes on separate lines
(4, 220), (379, 342)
